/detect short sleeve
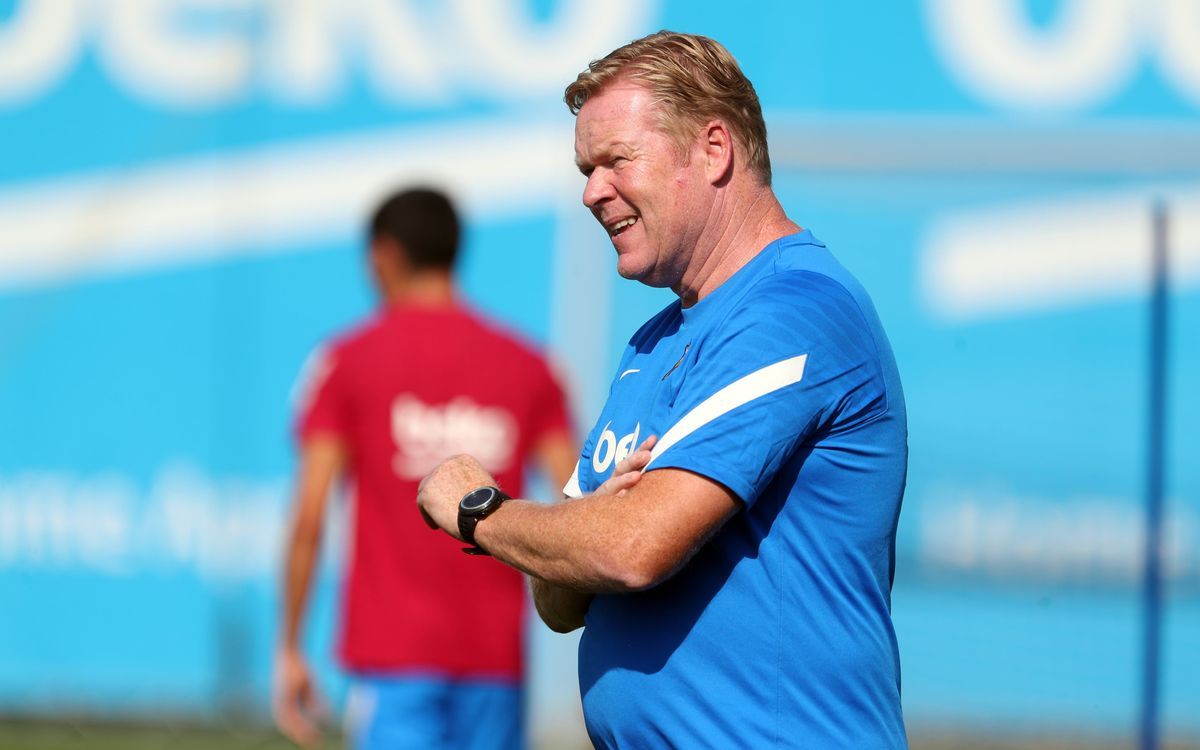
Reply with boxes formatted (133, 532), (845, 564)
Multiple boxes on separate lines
(646, 272), (887, 507)
(293, 345), (349, 443)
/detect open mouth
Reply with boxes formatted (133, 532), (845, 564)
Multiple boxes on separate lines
(607, 216), (639, 237)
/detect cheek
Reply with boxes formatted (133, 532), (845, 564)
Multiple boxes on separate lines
(665, 179), (698, 218)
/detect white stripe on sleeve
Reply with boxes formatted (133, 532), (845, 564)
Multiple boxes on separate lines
(562, 460), (583, 498)
(646, 354), (808, 468)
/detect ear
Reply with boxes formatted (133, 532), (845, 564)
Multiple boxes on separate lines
(701, 119), (734, 185)
(369, 236), (411, 281)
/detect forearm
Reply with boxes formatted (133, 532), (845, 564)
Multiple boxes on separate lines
(281, 522), (321, 651)
(281, 437), (342, 652)
(530, 577), (593, 633)
(418, 452), (738, 595)
(473, 493), (660, 592)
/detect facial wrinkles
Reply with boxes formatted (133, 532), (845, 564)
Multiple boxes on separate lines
(675, 201), (726, 302)
(636, 140), (709, 289)
(665, 173), (716, 300)
(577, 83), (712, 288)
(578, 106), (647, 235)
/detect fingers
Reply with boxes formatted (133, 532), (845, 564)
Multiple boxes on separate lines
(597, 470), (641, 496)
(277, 700), (321, 748)
(418, 504), (438, 530)
(593, 435), (658, 497)
(612, 434), (657, 476)
(273, 653), (323, 748)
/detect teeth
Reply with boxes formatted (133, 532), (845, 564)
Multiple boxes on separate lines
(609, 217), (638, 235)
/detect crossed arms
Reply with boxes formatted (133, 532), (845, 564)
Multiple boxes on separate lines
(416, 435), (742, 632)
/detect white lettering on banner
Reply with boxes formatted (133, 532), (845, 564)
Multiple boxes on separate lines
(261, 0), (341, 103)
(451, 0), (650, 95)
(592, 422), (639, 475)
(1156, 0), (1200, 104)
(104, 0), (255, 108)
(353, 0), (445, 103)
(0, 463), (307, 581)
(0, 0), (654, 108)
(918, 483), (1198, 584)
(924, 0), (1200, 110)
(390, 395), (516, 480)
(0, 472), (134, 574)
(0, 0), (80, 102)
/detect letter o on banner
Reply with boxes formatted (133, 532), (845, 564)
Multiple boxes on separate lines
(924, 0), (1140, 111)
(0, 0), (82, 104)
(1156, 0), (1200, 105)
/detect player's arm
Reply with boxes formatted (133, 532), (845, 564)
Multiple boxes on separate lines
(275, 435), (345, 747)
(528, 435), (656, 631)
(418, 451), (740, 593)
(526, 428), (592, 631)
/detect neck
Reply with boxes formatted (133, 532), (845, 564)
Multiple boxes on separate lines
(382, 268), (457, 308)
(674, 181), (801, 307)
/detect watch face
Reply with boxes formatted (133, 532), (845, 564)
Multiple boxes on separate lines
(460, 487), (497, 513)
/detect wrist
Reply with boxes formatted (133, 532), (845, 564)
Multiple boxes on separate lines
(458, 485), (511, 555)
(279, 642), (302, 657)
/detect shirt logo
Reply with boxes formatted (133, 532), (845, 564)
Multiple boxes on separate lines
(592, 421), (641, 475)
(390, 395), (516, 479)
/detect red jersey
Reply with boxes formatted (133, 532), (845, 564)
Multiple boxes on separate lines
(296, 302), (570, 680)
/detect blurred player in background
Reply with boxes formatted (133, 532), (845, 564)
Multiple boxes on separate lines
(275, 187), (576, 750)
(417, 32), (908, 748)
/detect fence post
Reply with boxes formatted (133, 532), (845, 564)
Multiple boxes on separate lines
(1139, 200), (1169, 750)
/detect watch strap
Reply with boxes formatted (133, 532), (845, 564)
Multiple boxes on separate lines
(458, 486), (510, 556)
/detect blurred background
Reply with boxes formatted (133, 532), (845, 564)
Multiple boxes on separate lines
(1, 0), (1198, 748)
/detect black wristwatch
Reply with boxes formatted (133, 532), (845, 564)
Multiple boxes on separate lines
(457, 485), (510, 556)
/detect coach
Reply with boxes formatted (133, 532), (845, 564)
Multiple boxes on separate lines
(418, 31), (908, 749)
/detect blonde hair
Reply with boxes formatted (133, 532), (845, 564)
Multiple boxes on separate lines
(564, 30), (771, 185)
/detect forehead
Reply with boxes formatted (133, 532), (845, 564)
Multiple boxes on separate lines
(574, 82), (660, 155)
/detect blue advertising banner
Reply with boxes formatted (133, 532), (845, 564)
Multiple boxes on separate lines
(1, 0), (1197, 743)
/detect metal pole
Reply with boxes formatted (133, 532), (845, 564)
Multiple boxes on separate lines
(1139, 201), (1169, 750)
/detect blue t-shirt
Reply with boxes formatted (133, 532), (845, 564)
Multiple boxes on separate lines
(568, 231), (908, 749)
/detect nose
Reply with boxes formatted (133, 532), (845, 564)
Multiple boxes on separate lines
(582, 167), (614, 210)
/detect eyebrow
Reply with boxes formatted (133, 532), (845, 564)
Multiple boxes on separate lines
(575, 139), (628, 175)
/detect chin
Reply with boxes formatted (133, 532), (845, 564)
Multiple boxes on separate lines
(616, 262), (672, 288)
(616, 256), (654, 282)
(615, 247), (670, 286)
(614, 253), (643, 281)
(615, 264), (643, 281)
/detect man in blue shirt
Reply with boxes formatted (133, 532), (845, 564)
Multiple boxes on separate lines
(418, 31), (908, 748)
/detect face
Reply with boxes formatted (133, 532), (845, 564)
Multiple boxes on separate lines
(574, 82), (710, 288)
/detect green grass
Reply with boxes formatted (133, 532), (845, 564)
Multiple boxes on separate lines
(0, 721), (343, 750)
(3, 720), (1198, 750)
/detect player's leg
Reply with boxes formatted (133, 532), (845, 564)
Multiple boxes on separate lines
(344, 673), (450, 750)
(446, 677), (524, 750)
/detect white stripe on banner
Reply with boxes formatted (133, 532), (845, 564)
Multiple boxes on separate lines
(0, 117), (577, 290)
(922, 183), (1200, 320)
(646, 354), (808, 469)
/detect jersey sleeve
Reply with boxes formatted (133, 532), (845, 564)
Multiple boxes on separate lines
(293, 344), (349, 443)
(645, 272), (889, 507)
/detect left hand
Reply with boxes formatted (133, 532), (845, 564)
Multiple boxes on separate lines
(595, 434), (656, 497)
(417, 454), (496, 540)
